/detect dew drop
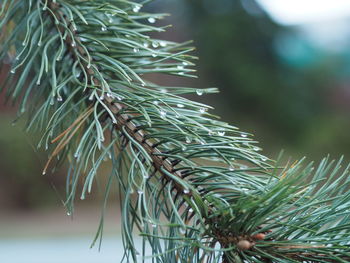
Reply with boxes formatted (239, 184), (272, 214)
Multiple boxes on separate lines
(15, 56), (20, 61)
(153, 100), (159, 105)
(159, 41), (167, 47)
(101, 26), (107, 32)
(133, 47), (139, 53)
(253, 146), (260, 151)
(177, 103), (184, 108)
(177, 65), (184, 70)
(181, 145), (187, 151)
(143, 42), (149, 48)
(37, 41), (42, 47)
(160, 89), (167, 93)
(80, 196), (85, 200)
(151, 53), (157, 57)
(241, 133), (248, 138)
(151, 224), (157, 228)
(116, 95), (123, 101)
(137, 190), (144, 195)
(261, 157), (268, 161)
(99, 95), (104, 100)
(10, 69), (15, 74)
(42, 171), (46, 175)
(133, 5), (141, 12)
(218, 131), (225, 136)
(196, 89), (204, 96)
(88, 93), (95, 101)
(185, 137), (192, 144)
(179, 227), (186, 235)
(208, 130), (214, 136)
(148, 17), (156, 23)
(160, 109), (167, 119)
(229, 166), (235, 171)
(199, 107), (206, 114)
(152, 42), (159, 49)
(106, 92), (112, 97)
(57, 96), (63, 102)
(182, 62), (188, 66)
(50, 98), (55, 105)
(183, 189), (190, 194)
(189, 208), (193, 213)
(71, 42), (76, 47)
(66, 212), (71, 216)
(42, 6), (47, 11)
(143, 174), (149, 179)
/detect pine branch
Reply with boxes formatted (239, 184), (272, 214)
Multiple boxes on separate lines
(2, 1), (350, 262)
(45, 1), (189, 197)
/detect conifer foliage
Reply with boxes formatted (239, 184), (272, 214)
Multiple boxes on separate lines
(1, 1), (350, 262)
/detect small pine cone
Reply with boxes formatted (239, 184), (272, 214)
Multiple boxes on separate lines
(237, 240), (253, 250)
(252, 233), (266, 240)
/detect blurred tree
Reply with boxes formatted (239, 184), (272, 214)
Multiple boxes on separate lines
(0, 117), (62, 210)
(177, 0), (333, 153)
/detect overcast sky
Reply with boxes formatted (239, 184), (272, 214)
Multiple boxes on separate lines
(257, 0), (350, 25)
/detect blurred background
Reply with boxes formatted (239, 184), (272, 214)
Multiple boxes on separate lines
(2, 0), (350, 262)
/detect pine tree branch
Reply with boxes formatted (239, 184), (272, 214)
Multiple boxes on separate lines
(46, 5), (271, 259)
(2, 1), (350, 262)
(39, 2), (272, 259)
(47, 0), (188, 196)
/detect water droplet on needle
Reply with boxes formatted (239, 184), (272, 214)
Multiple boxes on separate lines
(196, 89), (204, 96)
(148, 17), (156, 23)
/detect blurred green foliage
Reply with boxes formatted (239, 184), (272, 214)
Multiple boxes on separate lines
(153, 0), (350, 159)
(183, 1), (325, 148)
(0, 116), (62, 210)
